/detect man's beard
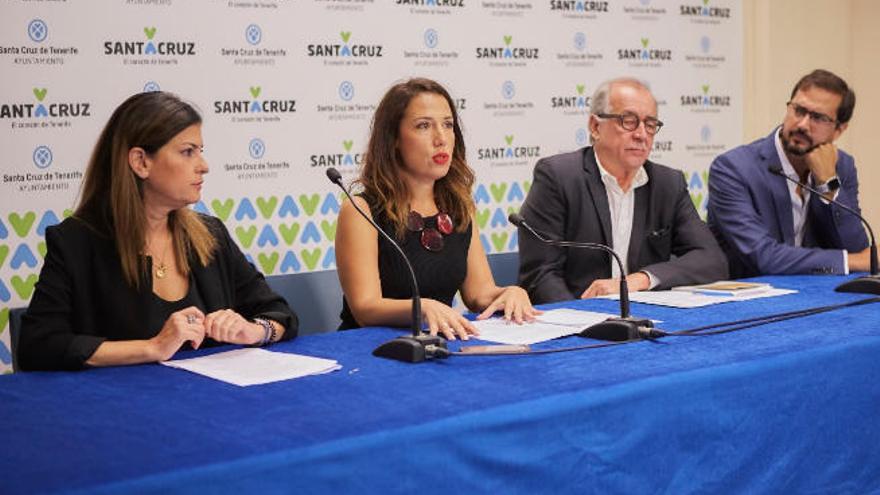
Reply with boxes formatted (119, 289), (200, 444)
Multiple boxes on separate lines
(781, 128), (815, 156)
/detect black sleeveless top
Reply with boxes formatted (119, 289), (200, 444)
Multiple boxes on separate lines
(339, 200), (472, 330)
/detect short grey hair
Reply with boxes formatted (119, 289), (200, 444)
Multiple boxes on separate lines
(589, 77), (655, 144)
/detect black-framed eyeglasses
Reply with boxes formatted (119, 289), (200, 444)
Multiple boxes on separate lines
(786, 101), (837, 127)
(596, 112), (664, 135)
(406, 211), (454, 252)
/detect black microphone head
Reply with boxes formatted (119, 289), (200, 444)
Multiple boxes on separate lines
(508, 212), (525, 227)
(326, 167), (343, 185)
(767, 165), (784, 176)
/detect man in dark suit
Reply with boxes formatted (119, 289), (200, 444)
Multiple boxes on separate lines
(518, 77), (728, 304)
(707, 69), (870, 278)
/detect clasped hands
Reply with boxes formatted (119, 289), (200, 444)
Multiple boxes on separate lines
(149, 307), (265, 361)
(422, 286), (541, 341)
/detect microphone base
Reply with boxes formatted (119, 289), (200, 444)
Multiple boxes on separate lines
(835, 275), (880, 295)
(372, 334), (449, 363)
(579, 317), (654, 342)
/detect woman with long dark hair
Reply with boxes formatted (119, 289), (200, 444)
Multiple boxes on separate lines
(336, 78), (538, 339)
(19, 91), (297, 370)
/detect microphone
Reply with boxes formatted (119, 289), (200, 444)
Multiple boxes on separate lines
(510, 213), (657, 341)
(768, 165), (879, 294)
(326, 168), (449, 362)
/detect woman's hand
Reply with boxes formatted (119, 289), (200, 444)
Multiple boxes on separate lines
(422, 299), (479, 341)
(476, 286), (541, 324)
(203, 309), (264, 345)
(149, 306), (206, 361)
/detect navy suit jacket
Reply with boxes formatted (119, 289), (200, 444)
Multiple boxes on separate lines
(518, 147), (728, 304)
(707, 129), (868, 278)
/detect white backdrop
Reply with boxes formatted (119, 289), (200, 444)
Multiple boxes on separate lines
(0, 0), (742, 372)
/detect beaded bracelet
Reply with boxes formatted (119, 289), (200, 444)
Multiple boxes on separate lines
(252, 318), (276, 346)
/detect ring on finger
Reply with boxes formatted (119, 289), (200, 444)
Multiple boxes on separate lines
(186, 315), (197, 324)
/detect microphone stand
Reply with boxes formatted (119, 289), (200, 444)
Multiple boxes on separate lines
(768, 166), (879, 295)
(510, 213), (654, 341)
(327, 168), (448, 362)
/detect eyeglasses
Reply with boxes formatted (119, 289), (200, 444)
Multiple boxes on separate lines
(596, 112), (664, 135)
(787, 101), (837, 127)
(407, 211), (454, 252)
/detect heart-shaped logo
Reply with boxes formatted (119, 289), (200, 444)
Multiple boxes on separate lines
(12, 274), (38, 299)
(640, 38), (649, 48)
(491, 232), (509, 252)
(340, 31), (352, 43)
(299, 194), (321, 216)
(503, 35), (512, 46)
(301, 248), (322, 270)
(342, 140), (353, 151)
(258, 252), (280, 274)
(576, 84), (585, 95)
(321, 220), (337, 242)
(9, 212), (36, 238)
(144, 27), (157, 40)
(701, 84), (710, 95)
(256, 196), (278, 219)
(211, 199), (234, 221)
(32, 88), (47, 102)
(690, 192), (704, 210)
(504, 135), (514, 146)
(279, 223), (301, 245)
(249, 86), (261, 98)
(476, 209), (491, 229)
(523, 180), (531, 193)
(37, 241), (47, 259)
(235, 226), (257, 248)
(490, 183), (508, 203)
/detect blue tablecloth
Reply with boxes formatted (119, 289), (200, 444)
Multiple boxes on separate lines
(2, 275), (879, 494)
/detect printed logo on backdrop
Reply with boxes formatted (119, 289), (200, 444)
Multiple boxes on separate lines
(555, 32), (603, 67)
(680, 84), (731, 113)
(213, 86), (297, 123)
(1, 19), (80, 66)
(143, 81), (161, 92)
(396, 0), (465, 15)
(476, 135), (540, 168)
(224, 0), (291, 9)
(103, 27), (196, 66)
(680, 0), (731, 24)
(222, 138), (290, 182)
(219, 24), (288, 66)
(476, 35), (539, 68)
(314, 0), (375, 12)
(483, 81), (534, 118)
(403, 28), (460, 67)
(3, 145), (82, 194)
(481, 0), (534, 18)
(575, 128), (589, 147)
(1, 88), (91, 130)
(623, 0), (667, 20)
(125, 0), (173, 5)
(617, 37), (672, 68)
(649, 138), (673, 161)
(685, 35), (726, 69)
(549, 0), (610, 20)
(685, 124), (726, 158)
(306, 31), (383, 66)
(551, 84), (591, 116)
(309, 140), (363, 179)
(316, 81), (376, 121)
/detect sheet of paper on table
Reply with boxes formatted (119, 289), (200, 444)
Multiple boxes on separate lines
(600, 287), (797, 308)
(472, 308), (619, 345)
(161, 348), (341, 386)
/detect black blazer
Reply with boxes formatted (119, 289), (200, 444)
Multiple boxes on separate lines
(518, 147), (728, 304)
(19, 214), (298, 371)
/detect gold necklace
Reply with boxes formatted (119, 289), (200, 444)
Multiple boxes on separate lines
(147, 237), (172, 279)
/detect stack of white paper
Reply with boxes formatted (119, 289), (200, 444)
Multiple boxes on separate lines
(601, 287), (797, 308)
(472, 308), (618, 345)
(161, 348), (341, 386)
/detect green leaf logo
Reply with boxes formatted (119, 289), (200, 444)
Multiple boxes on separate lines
(340, 31), (352, 43)
(299, 194), (320, 216)
(235, 226), (257, 248)
(258, 252), (279, 274)
(576, 84), (585, 95)
(249, 86), (261, 98)
(342, 140), (353, 152)
(9, 212), (36, 237)
(256, 196), (278, 219)
(12, 274), (38, 300)
(279, 223), (301, 246)
(503, 35), (512, 46)
(144, 27), (157, 40)
(211, 198), (234, 221)
(701, 84), (710, 95)
(33, 88), (47, 102)
(301, 248), (322, 270)
(640, 38), (649, 48)
(490, 183), (508, 203)
(504, 135), (514, 146)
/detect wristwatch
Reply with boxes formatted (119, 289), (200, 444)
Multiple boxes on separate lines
(814, 176), (840, 194)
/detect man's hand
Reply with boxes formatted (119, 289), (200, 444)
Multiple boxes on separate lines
(805, 142), (838, 184)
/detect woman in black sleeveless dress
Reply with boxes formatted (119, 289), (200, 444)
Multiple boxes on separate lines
(336, 78), (539, 340)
